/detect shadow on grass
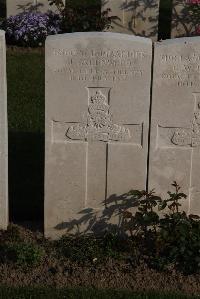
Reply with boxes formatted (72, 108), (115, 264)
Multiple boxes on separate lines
(9, 132), (44, 227)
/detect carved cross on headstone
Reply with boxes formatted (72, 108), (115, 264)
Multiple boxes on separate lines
(52, 87), (143, 209)
(157, 92), (200, 208)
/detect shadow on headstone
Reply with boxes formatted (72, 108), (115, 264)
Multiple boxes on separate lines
(102, 0), (159, 39)
(121, 0), (159, 39)
(17, 2), (46, 13)
(55, 193), (139, 236)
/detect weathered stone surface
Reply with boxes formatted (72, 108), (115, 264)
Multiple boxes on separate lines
(45, 32), (152, 239)
(6, 0), (58, 16)
(102, 0), (159, 41)
(149, 37), (200, 215)
(171, 0), (200, 38)
(0, 31), (8, 230)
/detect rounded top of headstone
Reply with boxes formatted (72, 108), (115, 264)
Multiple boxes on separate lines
(156, 36), (200, 47)
(0, 30), (5, 36)
(46, 32), (152, 45)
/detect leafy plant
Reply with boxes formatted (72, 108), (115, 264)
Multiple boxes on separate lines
(48, 0), (116, 32)
(122, 190), (162, 238)
(156, 182), (200, 274)
(121, 182), (200, 274)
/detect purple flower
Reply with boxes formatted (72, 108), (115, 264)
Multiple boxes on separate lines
(2, 11), (62, 47)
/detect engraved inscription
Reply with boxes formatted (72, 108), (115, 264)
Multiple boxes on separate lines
(160, 53), (200, 87)
(50, 48), (146, 82)
(172, 103), (200, 147)
(66, 90), (131, 142)
(53, 49), (146, 59)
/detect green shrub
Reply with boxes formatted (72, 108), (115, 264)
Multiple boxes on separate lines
(120, 182), (200, 274)
(4, 242), (44, 267)
(48, 0), (115, 32)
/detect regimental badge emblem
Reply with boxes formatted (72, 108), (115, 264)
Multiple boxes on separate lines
(66, 90), (131, 142)
(172, 102), (200, 147)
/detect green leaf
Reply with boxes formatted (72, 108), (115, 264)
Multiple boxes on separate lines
(159, 201), (167, 211)
(189, 214), (200, 220)
(178, 193), (187, 199)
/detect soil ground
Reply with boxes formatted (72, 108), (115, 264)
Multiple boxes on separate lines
(0, 223), (199, 297)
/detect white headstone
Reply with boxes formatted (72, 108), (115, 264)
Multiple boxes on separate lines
(149, 37), (200, 215)
(0, 31), (8, 230)
(102, 0), (160, 41)
(7, 0), (58, 16)
(45, 32), (152, 239)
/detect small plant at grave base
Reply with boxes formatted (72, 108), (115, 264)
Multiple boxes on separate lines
(52, 182), (200, 274)
(156, 182), (200, 274)
(3, 242), (45, 267)
(122, 189), (161, 239)
(119, 182), (200, 274)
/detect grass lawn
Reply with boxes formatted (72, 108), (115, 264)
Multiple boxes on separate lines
(7, 49), (44, 133)
(7, 49), (44, 222)
(0, 287), (198, 299)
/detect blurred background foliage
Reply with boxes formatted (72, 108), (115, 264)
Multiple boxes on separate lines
(0, 0), (173, 39)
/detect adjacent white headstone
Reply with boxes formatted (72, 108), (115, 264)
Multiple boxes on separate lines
(0, 31), (8, 230)
(45, 32), (152, 239)
(7, 0), (58, 16)
(149, 37), (200, 215)
(102, 0), (160, 41)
